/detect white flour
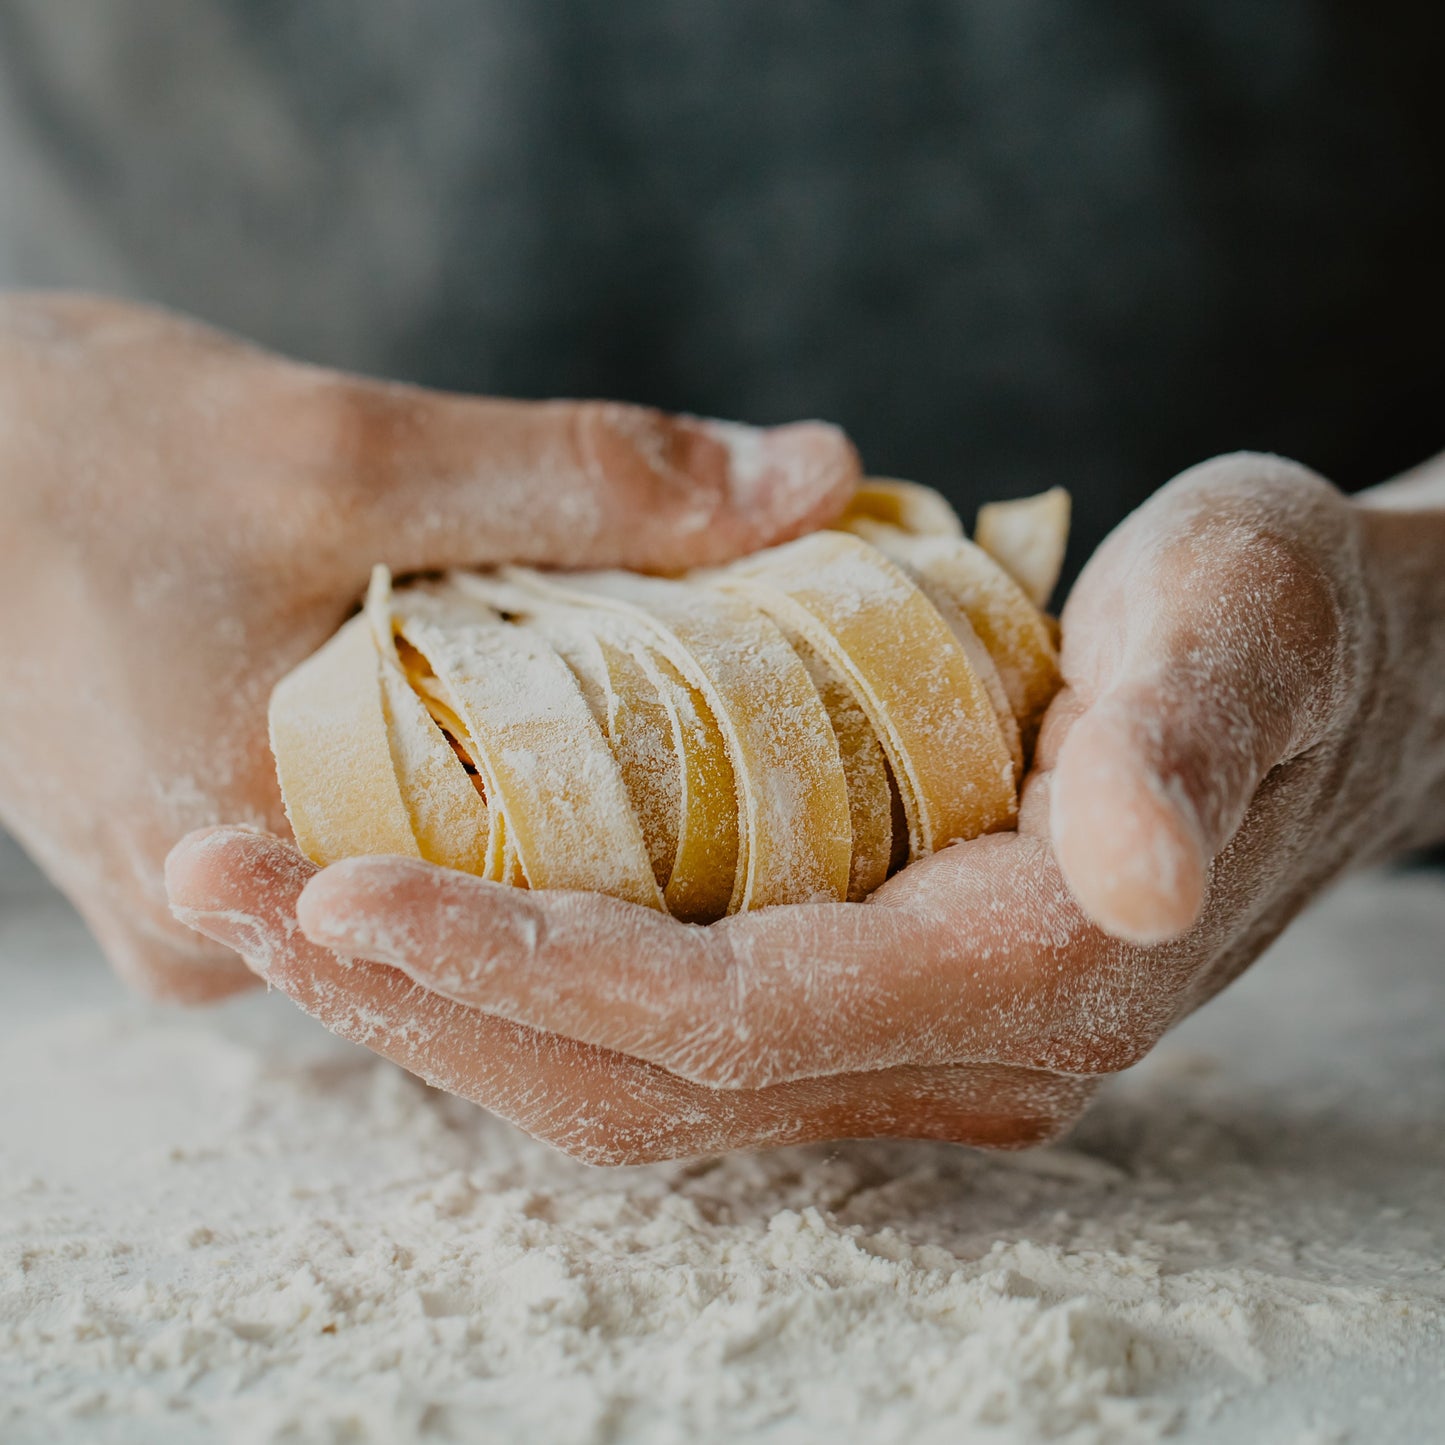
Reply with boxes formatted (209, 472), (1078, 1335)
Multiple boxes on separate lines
(2, 842), (1443, 1444)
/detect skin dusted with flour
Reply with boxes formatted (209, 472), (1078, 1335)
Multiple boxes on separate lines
(0, 293), (858, 1000)
(172, 456), (1445, 1163)
(1, 293), (1442, 1163)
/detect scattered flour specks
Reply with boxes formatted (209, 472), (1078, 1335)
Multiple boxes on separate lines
(1, 860), (1443, 1444)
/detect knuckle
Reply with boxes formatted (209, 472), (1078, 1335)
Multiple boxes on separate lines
(573, 401), (720, 518)
(291, 376), (396, 489)
(1153, 474), (1353, 665)
(1173, 452), (1334, 516)
(574, 400), (674, 479)
(269, 373), (403, 502)
(240, 375), (406, 569)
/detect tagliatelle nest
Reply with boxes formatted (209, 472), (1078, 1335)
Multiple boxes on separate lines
(269, 481), (1070, 922)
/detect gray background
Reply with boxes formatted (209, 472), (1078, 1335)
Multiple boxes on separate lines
(1, 0), (1441, 572)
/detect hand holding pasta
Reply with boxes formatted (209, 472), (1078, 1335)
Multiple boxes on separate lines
(267, 481), (1069, 920)
(0, 292), (858, 998)
(169, 454), (1445, 1162)
(7, 292), (1442, 1164)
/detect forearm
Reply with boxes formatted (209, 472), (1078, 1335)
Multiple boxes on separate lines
(1354, 456), (1445, 855)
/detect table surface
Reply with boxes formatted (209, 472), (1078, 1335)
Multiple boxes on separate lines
(2, 830), (1443, 1445)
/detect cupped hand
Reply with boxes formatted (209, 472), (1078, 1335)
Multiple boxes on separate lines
(169, 453), (1445, 1160)
(0, 292), (857, 1000)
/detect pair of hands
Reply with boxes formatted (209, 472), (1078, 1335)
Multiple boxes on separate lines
(4, 294), (1441, 1163)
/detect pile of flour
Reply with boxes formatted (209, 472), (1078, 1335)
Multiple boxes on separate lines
(2, 848), (1443, 1443)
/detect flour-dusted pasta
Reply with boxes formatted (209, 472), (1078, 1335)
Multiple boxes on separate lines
(269, 483), (1068, 921)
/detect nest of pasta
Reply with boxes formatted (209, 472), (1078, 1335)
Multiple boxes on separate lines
(270, 481), (1069, 922)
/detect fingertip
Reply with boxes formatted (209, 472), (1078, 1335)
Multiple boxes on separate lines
(296, 856), (383, 945)
(297, 854), (456, 954)
(740, 419), (860, 539)
(1084, 825), (1206, 946)
(163, 826), (292, 914)
(1052, 713), (1208, 945)
(656, 414), (859, 562)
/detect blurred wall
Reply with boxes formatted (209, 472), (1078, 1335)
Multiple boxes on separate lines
(1, 0), (1442, 573)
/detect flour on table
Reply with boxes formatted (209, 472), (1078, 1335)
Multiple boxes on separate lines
(2, 861), (1443, 1444)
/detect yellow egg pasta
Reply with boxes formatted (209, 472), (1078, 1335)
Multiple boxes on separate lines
(270, 482), (1067, 922)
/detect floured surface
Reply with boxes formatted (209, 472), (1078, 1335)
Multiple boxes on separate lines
(2, 836), (1443, 1444)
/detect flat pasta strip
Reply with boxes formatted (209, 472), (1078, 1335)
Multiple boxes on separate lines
(790, 636), (895, 901)
(839, 477), (965, 537)
(499, 566), (853, 912)
(851, 520), (1061, 751)
(363, 568), (495, 876)
(454, 573), (740, 922)
(269, 480), (1069, 919)
(592, 635), (683, 887)
(475, 589), (682, 892)
(390, 584), (664, 910)
(402, 662), (527, 878)
(974, 487), (1071, 608)
(636, 648), (740, 923)
(717, 530), (1018, 858)
(904, 580), (1023, 783)
(269, 611), (420, 866)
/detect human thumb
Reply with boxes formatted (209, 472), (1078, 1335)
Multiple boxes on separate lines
(1049, 454), (1357, 943)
